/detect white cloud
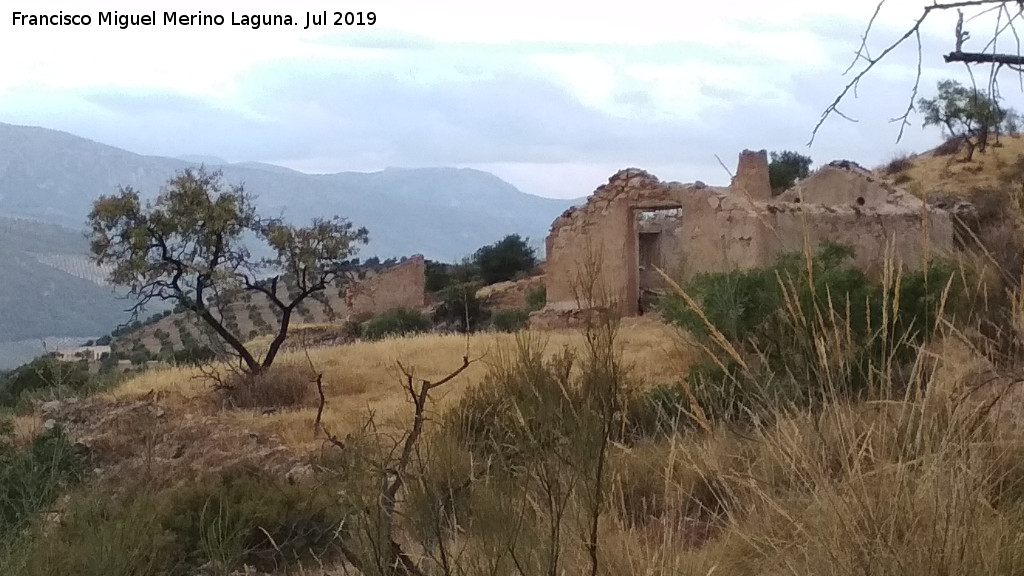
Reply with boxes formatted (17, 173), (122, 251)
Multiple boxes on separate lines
(1, 0), (1019, 199)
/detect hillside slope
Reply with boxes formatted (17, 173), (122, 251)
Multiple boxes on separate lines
(876, 135), (1024, 199)
(0, 217), (141, 369)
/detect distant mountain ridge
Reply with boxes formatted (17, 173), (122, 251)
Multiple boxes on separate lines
(0, 122), (578, 261)
(0, 121), (583, 369)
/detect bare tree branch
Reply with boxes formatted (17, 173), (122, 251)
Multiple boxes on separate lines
(812, 0), (1024, 146)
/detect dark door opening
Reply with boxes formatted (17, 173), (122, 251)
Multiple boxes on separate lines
(632, 207), (681, 316)
(638, 232), (661, 315)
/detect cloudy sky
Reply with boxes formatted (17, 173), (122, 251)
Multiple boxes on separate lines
(1, 0), (1019, 198)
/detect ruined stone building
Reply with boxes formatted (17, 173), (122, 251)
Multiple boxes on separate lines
(538, 150), (957, 321)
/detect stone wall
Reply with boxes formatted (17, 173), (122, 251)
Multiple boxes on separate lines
(541, 154), (956, 320)
(778, 161), (924, 209)
(345, 255), (426, 319)
(732, 149), (773, 201)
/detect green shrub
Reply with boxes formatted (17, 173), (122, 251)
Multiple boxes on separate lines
(472, 234), (537, 285)
(342, 319), (363, 339)
(443, 333), (628, 469)
(2, 467), (350, 576)
(170, 346), (217, 367)
(526, 285), (546, 312)
(623, 383), (693, 439)
(0, 424), (86, 543)
(768, 150), (813, 193)
(660, 243), (970, 421)
(433, 282), (487, 333)
(0, 357), (94, 408)
(363, 308), (432, 340)
(425, 259), (456, 292)
(491, 309), (530, 333)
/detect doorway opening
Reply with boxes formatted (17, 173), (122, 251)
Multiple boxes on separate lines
(634, 207), (681, 315)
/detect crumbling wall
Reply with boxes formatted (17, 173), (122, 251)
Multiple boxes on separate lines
(761, 204), (954, 278)
(345, 255), (426, 319)
(540, 158), (956, 324)
(731, 149), (772, 201)
(778, 161), (924, 209)
(544, 168), (766, 317)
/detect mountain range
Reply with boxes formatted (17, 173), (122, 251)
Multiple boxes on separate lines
(0, 122), (582, 368)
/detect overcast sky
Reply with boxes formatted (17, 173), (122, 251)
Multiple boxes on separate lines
(2, 0), (1020, 199)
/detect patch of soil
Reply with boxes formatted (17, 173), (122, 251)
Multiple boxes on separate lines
(44, 396), (308, 494)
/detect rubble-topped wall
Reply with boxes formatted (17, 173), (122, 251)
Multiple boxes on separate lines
(778, 160), (924, 209)
(544, 169), (769, 317)
(345, 254), (426, 319)
(540, 160), (956, 321)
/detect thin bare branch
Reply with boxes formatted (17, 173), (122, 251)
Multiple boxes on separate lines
(812, 0), (1024, 146)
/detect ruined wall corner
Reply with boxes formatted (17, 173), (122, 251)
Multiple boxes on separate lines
(731, 149), (772, 201)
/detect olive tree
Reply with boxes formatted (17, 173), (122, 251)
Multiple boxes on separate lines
(88, 167), (369, 375)
(918, 79), (1016, 160)
(768, 150), (813, 194)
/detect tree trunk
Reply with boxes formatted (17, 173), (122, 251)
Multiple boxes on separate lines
(261, 306), (294, 371)
(198, 308), (262, 374)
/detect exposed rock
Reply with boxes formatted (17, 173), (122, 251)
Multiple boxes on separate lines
(285, 464), (313, 484)
(475, 275), (545, 312)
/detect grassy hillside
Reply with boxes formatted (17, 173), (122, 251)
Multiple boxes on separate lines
(6, 138), (1024, 574)
(877, 134), (1024, 199)
(8, 281), (1024, 575)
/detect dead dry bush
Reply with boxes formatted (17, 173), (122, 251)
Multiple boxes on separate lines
(969, 187), (1024, 287)
(934, 135), (965, 156)
(218, 366), (316, 410)
(883, 153), (915, 175)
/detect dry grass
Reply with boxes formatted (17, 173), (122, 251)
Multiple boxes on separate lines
(106, 317), (691, 453)
(26, 192), (1024, 575)
(884, 134), (1024, 199)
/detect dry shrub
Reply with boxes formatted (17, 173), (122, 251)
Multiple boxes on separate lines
(610, 439), (737, 533)
(934, 135), (965, 156)
(219, 366), (316, 410)
(970, 187), (1024, 282)
(883, 153), (915, 175)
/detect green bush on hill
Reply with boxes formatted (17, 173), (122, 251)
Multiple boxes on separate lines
(472, 234), (537, 285)
(0, 423), (85, 544)
(434, 282), (488, 332)
(491, 309), (530, 333)
(525, 285), (546, 312)
(0, 357), (93, 408)
(363, 308), (433, 340)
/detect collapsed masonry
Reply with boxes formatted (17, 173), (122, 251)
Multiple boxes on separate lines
(534, 151), (957, 325)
